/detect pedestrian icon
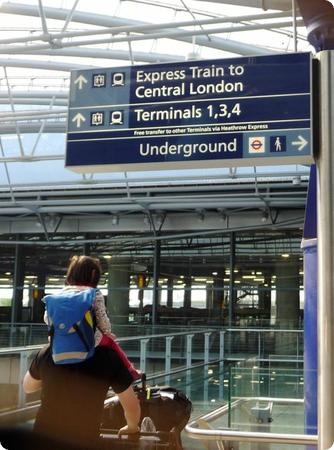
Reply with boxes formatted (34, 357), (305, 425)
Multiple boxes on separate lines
(275, 137), (282, 151)
(270, 136), (286, 152)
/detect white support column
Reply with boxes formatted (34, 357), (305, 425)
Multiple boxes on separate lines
(317, 50), (334, 450)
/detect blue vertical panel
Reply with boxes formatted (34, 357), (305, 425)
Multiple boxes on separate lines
(302, 165), (317, 445)
(302, 239), (317, 441)
(304, 165), (317, 239)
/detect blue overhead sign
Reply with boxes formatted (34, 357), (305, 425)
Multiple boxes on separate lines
(65, 52), (313, 172)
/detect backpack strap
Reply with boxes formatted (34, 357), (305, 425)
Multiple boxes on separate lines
(49, 323), (55, 351)
(73, 321), (91, 352)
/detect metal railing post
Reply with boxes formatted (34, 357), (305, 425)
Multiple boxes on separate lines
(140, 338), (150, 374)
(203, 332), (212, 404)
(18, 351), (28, 408)
(204, 332), (211, 366)
(219, 331), (225, 400)
(165, 335), (174, 384)
(186, 334), (194, 369)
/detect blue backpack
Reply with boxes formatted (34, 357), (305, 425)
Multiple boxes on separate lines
(43, 288), (97, 364)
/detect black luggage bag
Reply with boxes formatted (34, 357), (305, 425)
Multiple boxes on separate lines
(101, 374), (192, 450)
(100, 429), (181, 450)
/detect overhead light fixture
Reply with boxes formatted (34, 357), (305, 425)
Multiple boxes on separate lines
(292, 176), (301, 185)
(281, 253), (290, 258)
(261, 209), (269, 222)
(217, 208), (227, 221)
(111, 214), (119, 225)
(197, 209), (205, 222)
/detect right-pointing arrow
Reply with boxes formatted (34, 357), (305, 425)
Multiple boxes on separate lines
(72, 113), (86, 128)
(292, 135), (308, 151)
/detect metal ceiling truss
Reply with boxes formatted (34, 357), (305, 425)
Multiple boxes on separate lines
(0, 3), (303, 57)
(0, 0), (310, 241)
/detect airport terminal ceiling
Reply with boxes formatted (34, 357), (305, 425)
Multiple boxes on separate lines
(0, 0), (314, 251)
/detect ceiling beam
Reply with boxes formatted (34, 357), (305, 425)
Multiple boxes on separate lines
(0, 210), (305, 240)
(0, 2), (283, 56)
(1, 20), (303, 54)
(193, 0), (293, 10)
(0, 57), (93, 71)
(0, 11), (294, 45)
(0, 122), (65, 134)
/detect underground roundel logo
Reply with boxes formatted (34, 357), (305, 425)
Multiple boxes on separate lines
(248, 136), (265, 154)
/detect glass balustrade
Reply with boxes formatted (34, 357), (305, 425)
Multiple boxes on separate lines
(0, 326), (315, 450)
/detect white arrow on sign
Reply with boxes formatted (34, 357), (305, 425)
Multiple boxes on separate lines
(74, 74), (88, 90)
(72, 113), (86, 127)
(291, 135), (308, 151)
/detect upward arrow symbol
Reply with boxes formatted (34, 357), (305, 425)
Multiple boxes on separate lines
(74, 74), (88, 90)
(72, 113), (86, 127)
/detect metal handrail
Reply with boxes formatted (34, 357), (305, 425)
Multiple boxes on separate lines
(0, 329), (220, 410)
(185, 397), (318, 446)
(226, 328), (303, 333)
(0, 328), (217, 354)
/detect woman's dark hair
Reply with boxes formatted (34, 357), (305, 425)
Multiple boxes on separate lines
(65, 255), (101, 287)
